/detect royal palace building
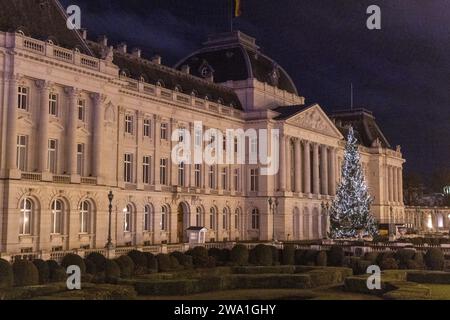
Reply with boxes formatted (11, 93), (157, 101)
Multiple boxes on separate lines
(0, 0), (405, 256)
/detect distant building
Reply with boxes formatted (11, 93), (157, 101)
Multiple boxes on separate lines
(0, 0), (405, 256)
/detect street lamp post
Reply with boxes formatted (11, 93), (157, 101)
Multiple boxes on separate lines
(268, 197), (279, 243)
(106, 191), (114, 250)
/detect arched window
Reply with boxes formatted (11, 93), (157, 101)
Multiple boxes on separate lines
(124, 205), (132, 232)
(144, 205), (153, 232)
(222, 208), (229, 230)
(196, 207), (202, 227)
(234, 208), (240, 230)
(51, 200), (63, 234)
(251, 208), (260, 230)
(19, 198), (33, 235)
(161, 206), (168, 231)
(79, 201), (90, 234)
(210, 207), (216, 230)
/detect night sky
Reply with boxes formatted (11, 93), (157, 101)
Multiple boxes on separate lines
(60, 0), (450, 183)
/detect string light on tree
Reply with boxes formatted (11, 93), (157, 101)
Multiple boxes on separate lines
(328, 126), (378, 239)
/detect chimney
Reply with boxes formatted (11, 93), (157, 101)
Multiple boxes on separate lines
(151, 55), (161, 65)
(98, 35), (108, 47)
(132, 47), (141, 58)
(117, 42), (127, 54)
(181, 65), (190, 74)
(81, 28), (88, 40)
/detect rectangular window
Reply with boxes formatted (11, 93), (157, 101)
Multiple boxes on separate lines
(18, 86), (28, 110)
(143, 119), (151, 138)
(161, 207), (167, 231)
(47, 139), (58, 174)
(77, 143), (85, 176)
(143, 156), (151, 184)
(178, 163), (185, 187)
(222, 167), (228, 190)
(124, 153), (133, 183)
(49, 93), (58, 116)
(234, 168), (240, 192)
(209, 166), (215, 189)
(125, 115), (134, 134)
(78, 99), (86, 122)
(160, 123), (168, 140)
(16, 135), (27, 171)
(195, 164), (202, 188)
(250, 168), (259, 192)
(124, 210), (131, 232)
(160, 158), (168, 185)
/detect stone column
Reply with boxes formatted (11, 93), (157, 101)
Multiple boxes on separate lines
(153, 116), (161, 186)
(320, 145), (329, 196)
(329, 148), (337, 195)
(398, 167), (403, 204)
(136, 111), (144, 188)
(279, 135), (286, 191)
(6, 75), (19, 172)
(294, 139), (302, 193)
(393, 166), (398, 203)
(65, 87), (79, 177)
(303, 141), (311, 194)
(91, 93), (105, 182)
(313, 143), (320, 195)
(285, 137), (291, 191)
(36, 80), (51, 173)
(388, 166), (394, 202)
(117, 107), (125, 186)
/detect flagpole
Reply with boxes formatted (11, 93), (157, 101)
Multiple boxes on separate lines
(230, 0), (233, 32)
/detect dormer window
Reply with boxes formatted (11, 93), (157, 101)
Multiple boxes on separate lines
(217, 98), (224, 105)
(174, 85), (182, 93)
(198, 61), (214, 79)
(156, 80), (165, 88)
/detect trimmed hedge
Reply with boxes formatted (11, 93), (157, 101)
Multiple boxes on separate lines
(0, 259), (13, 289)
(144, 252), (158, 271)
(395, 249), (416, 269)
(46, 260), (66, 282)
(171, 251), (193, 269)
(407, 271), (450, 284)
(294, 250), (306, 265)
(105, 259), (121, 282)
(281, 244), (295, 265)
(156, 253), (172, 272)
(316, 251), (327, 267)
(249, 244), (273, 266)
(232, 266), (296, 274)
(12, 260), (39, 287)
(127, 250), (148, 273)
(33, 259), (50, 284)
(169, 255), (182, 271)
(61, 253), (86, 274)
(327, 246), (344, 267)
(85, 252), (107, 273)
(84, 258), (96, 275)
(425, 248), (444, 271)
(115, 255), (135, 278)
(187, 247), (210, 268)
(380, 258), (399, 270)
(230, 245), (249, 266)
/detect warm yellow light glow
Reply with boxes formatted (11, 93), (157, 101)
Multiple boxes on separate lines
(427, 215), (433, 229)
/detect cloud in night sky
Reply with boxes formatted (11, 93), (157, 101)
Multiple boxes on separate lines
(60, 0), (450, 182)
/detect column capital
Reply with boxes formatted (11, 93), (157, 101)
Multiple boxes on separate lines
(64, 86), (82, 97)
(90, 92), (107, 104)
(35, 79), (53, 91)
(301, 139), (310, 147)
(8, 73), (23, 83)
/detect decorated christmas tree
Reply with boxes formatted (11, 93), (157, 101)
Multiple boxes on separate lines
(328, 127), (378, 239)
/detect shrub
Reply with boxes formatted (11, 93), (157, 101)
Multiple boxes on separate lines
(32, 259), (49, 284)
(188, 247), (210, 268)
(380, 258), (398, 270)
(127, 250), (147, 269)
(413, 251), (425, 269)
(364, 252), (379, 264)
(12, 260), (39, 287)
(208, 248), (222, 261)
(410, 237), (423, 246)
(85, 252), (107, 273)
(269, 246), (279, 265)
(372, 235), (389, 243)
(304, 250), (319, 266)
(316, 251), (327, 266)
(407, 271), (450, 284)
(143, 252), (158, 271)
(171, 251), (193, 269)
(282, 244), (295, 265)
(207, 256), (217, 268)
(220, 249), (231, 264)
(170, 255), (182, 270)
(61, 253), (86, 274)
(115, 255), (135, 278)
(0, 259), (13, 289)
(105, 259), (121, 282)
(46, 260), (66, 282)
(395, 249), (416, 269)
(406, 260), (422, 270)
(376, 251), (395, 265)
(230, 245), (249, 266)
(294, 250), (307, 265)
(84, 258), (96, 275)
(156, 254), (172, 272)
(353, 259), (373, 275)
(249, 245), (273, 266)
(425, 248), (445, 271)
(328, 246), (344, 267)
